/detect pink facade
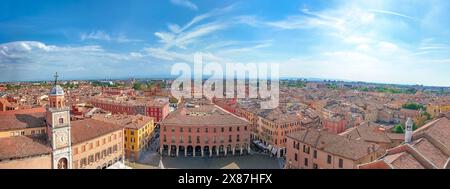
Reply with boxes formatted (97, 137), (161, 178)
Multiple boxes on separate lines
(160, 124), (251, 157)
(323, 118), (346, 134)
(146, 103), (169, 123)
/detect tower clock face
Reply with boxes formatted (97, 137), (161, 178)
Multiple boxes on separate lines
(55, 130), (69, 148)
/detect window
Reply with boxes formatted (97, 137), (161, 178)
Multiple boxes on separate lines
(221, 128), (224, 132)
(163, 126), (166, 132)
(180, 128), (183, 132)
(313, 163), (318, 169)
(81, 158), (87, 168)
(180, 136), (184, 143)
(338, 159), (343, 168)
(205, 128), (208, 133)
(313, 150), (317, 159)
(188, 128), (191, 133)
(88, 155), (94, 164)
(131, 131), (135, 135)
(188, 136), (192, 143)
(244, 126), (247, 131)
(196, 136), (200, 144)
(327, 155), (332, 164)
(59, 118), (64, 124)
(171, 128), (175, 132)
(228, 135), (232, 143)
(214, 128), (217, 133)
(163, 135), (166, 142)
(304, 158), (308, 167)
(197, 128), (200, 133)
(96, 141), (100, 147)
(95, 153), (100, 161)
(237, 127), (240, 131)
(229, 127), (232, 132)
(89, 143), (93, 150)
(171, 135), (175, 143)
(294, 153), (298, 161)
(236, 135), (240, 142)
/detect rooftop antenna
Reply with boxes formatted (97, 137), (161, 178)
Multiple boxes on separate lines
(54, 72), (59, 85)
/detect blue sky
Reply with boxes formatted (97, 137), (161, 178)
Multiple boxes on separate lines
(0, 0), (449, 86)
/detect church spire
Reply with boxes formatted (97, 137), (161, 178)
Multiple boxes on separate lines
(54, 72), (59, 86)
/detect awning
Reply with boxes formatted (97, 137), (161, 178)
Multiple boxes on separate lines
(107, 161), (132, 169)
(271, 147), (277, 155)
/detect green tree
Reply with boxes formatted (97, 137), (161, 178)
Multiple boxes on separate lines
(393, 124), (404, 133)
(133, 82), (142, 90)
(402, 103), (425, 110)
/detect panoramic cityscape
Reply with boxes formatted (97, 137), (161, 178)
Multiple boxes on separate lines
(0, 0), (449, 171)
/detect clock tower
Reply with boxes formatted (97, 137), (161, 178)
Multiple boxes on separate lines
(46, 72), (72, 169)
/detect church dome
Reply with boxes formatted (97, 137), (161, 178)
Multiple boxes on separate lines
(50, 85), (65, 96)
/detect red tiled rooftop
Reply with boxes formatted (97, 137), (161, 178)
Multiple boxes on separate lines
(0, 136), (51, 160)
(287, 128), (380, 160)
(161, 105), (249, 127)
(71, 119), (123, 145)
(0, 108), (46, 131)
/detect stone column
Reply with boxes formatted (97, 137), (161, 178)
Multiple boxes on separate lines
(240, 148), (243, 155)
(224, 149), (227, 156)
(248, 146), (251, 154)
(201, 147), (204, 157)
(209, 148), (212, 157)
(232, 147), (236, 156)
(193, 148), (196, 157)
(159, 147), (163, 156)
(176, 147), (179, 157)
(184, 147), (187, 157)
(216, 148), (219, 156)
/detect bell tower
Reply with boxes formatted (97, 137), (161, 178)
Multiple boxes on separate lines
(46, 72), (72, 169)
(405, 117), (413, 143)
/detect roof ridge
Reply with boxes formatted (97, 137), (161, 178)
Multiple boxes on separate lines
(406, 144), (438, 169)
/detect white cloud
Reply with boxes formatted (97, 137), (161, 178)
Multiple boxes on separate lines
(0, 41), (150, 81)
(170, 0), (198, 11)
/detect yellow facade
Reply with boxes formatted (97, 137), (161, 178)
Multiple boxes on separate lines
(427, 104), (450, 118)
(123, 119), (154, 160)
(0, 127), (46, 138)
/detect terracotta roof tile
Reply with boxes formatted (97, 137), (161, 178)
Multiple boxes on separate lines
(71, 119), (123, 144)
(0, 136), (51, 160)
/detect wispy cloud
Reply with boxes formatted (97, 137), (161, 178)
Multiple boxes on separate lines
(170, 0), (198, 11)
(154, 5), (235, 50)
(81, 31), (142, 43)
(368, 9), (416, 21)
